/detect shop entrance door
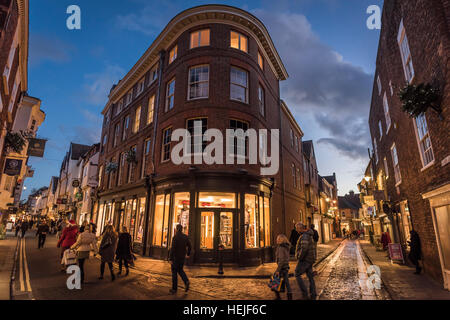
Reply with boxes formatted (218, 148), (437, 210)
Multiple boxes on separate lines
(196, 209), (235, 262)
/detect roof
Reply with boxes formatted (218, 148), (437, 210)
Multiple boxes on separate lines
(70, 143), (92, 160)
(104, 4), (289, 114)
(338, 194), (362, 210)
(323, 174), (336, 186)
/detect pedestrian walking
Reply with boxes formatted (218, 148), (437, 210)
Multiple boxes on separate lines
(98, 225), (118, 281)
(294, 222), (317, 300)
(50, 220), (56, 234)
(169, 224), (192, 294)
(20, 220), (29, 238)
(408, 230), (422, 275)
(289, 224), (300, 255)
(71, 223), (98, 284)
(36, 219), (50, 249)
(381, 230), (391, 250)
(116, 226), (132, 276)
(15, 220), (21, 237)
(343, 228), (347, 238)
(57, 220), (79, 271)
(273, 234), (292, 300)
(310, 224), (320, 276)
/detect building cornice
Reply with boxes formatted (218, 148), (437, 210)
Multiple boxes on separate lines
(17, 0), (29, 92)
(103, 5), (288, 114)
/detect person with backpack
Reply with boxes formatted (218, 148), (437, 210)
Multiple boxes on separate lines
(294, 222), (317, 300)
(169, 224), (192, 294)
(273, 234), (292, 300)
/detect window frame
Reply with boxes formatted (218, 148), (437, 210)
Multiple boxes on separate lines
(390, 143), (402, 185)
(383, 92), (392, 133)
(136, 78), (145, 96)
(122, 115), (130, 141)
(230, 31), (248, 53)
(147, 95), (155, 125)
(149, 63), (159, 86)
(187, 65), (210, 100)
(397, 19), (415, 83)
(165, 78), (176, 112)
(258, 84), (265, 116)
(229, 119), (249, 159)
(186, 117), (208, 155)
(413, 113), (435, 169)
(190, 29), (210, 49)
(161, 127), (172, 163)
(230, 66), (249, 103)
(133, 106), (141, 134)
(377, 75), (382, 95)
(169, 45), (178, 64)
(258, 51), (264, 70)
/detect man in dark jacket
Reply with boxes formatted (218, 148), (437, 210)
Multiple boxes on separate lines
(289, 224), (300, 255)
(169, 224), (192, 294)
(21, 221), (29, 238)
(408, 230), (422, 274)
(294, 223), (317, 300)
(36, 220), (50, 249)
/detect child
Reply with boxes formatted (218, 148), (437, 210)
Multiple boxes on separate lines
(274, 234), (292, 300)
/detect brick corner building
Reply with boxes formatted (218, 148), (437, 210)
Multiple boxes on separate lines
(367, 0), (450, 289)
(95, 5), (310, 266)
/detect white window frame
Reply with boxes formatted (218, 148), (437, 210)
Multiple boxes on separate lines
(292, 164), (297, 188)
(126, 90), (133, 106)
(122, 116), (129, 141)
(391, 143), (402, 185)
(149, 63), (159, 85)
(141, 138), (151, 179)
(169, 45), (178, 64)
(397, 19), (415, 83)
(162, 127), (172, 162)
(188, 65), (209, 100)
(413, 113), (435, 170)
(166, 78), (175, 112)
(389, 80), (394, 96)
(383, 92), (392, 133)
(190, 29), (210, 49)
(230, 67), (248, 103)
(147, 95), (155, 125)
(2, 28), (18, 94)
(116, 100), (124, 115)
(373, 138), (379, 163)
(136, 78), (144, 96)
(7, 72), (20, 113)
(114, 124), (120, 147)
(230, 31), (248, 52)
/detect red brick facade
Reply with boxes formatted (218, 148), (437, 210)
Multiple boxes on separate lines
(368, 0), (450, 286)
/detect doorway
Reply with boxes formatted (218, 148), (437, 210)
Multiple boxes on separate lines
(196, 209), (236, 262)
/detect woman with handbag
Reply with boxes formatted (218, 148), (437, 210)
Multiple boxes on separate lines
(57, 220), (79, 272)
(116, 226), (132, 276)
(274, 234), (292, 300)
(98, 225), (118, 281)
(71, 223), (98, 284)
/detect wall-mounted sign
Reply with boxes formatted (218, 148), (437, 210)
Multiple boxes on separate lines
(27, 138), (47, 158)
(4, 158), (23, 176)
(72, 179), (80, 188)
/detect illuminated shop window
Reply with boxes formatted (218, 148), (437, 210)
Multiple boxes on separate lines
(134, 197), (146, 243)
(219, 212), (233, 249)
(172, 192), (190, 235)
(152, 194), (171, 247)
(198, 192), (236, 208)
(245, 194), (258, 248)
(200, 211), (214, 249)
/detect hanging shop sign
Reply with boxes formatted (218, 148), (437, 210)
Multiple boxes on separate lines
(27, 138), (47, 158)
(373, 190), (386, 201)
(4, 158), (23, 176)
(72, 179), (80, 188)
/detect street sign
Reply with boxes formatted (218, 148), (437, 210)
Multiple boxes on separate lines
(388, 243), (404, 263)
(4, 158), (23, 176)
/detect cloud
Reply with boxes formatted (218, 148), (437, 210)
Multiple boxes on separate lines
(82, 65), (125, 106)
(29, 34), (72, 66)
(252, 10), (372, 159)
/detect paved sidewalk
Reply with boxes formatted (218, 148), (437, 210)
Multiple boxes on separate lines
(359, 240), (450, 300)
(129, 238), (343, 279)
(0, 232), (18, 300)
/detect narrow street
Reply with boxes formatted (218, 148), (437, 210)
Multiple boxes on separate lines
(7, 231), (392, 300)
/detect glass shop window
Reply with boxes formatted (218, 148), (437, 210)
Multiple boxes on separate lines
(153, 194), (171, 247)
(264, 197), (271, 246)
(172, 192), (190, 235)
(245, 194), (258, 248)
(200, 211), (214, 249)
(134, 197), (146, 243)
(219, 212), (233, 249)
(198, 192), (236, 208)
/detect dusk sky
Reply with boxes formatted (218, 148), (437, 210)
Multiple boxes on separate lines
(23, 0), (383, 199)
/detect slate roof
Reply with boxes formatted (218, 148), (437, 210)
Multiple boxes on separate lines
(338, 194), (362, 210)
(70, 143), (92, 160)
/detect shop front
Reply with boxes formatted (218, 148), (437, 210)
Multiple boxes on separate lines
(147, 173), (274, 266)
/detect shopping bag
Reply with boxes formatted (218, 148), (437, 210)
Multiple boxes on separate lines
(268, 273), (284, 292)
(62, 249), (77, 266)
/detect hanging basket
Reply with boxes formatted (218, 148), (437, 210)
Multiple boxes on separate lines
(105, 161), (118, 174)
(4, 131), (28, 154)
(399, 83), (442, 119)
(125, 149), (138, 164)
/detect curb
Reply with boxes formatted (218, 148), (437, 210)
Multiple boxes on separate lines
(358, 241), (395, 300)
(9, 237), (20, 300)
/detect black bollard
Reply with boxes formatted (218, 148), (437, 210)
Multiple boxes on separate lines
(218, 244), (224, 275)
